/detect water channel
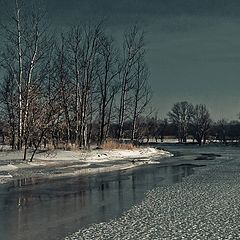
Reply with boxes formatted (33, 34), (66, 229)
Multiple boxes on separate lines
(0, 144), (206, 240)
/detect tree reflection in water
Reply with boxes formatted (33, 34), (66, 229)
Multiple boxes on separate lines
(0, 163), (198, 240)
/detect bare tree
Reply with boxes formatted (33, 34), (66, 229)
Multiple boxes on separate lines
(1, 0), (54, 159)
(67, 24), (103, 148)
(97, 34), (119, 144)
(54, 35), (74, 146)
(191, 104), (212, 146)
(0, 0), (25, 150)
(168, 101), (194, 143)
(28, 64), (61, 161)
(0, 73), (18, 149)
(131, 60), (152, 140)
(117, 26), (145, 139)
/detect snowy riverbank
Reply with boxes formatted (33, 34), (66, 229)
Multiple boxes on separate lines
(0, 147), (172, 184)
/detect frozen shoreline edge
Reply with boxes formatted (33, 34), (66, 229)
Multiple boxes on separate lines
(0, 147), (173, 185)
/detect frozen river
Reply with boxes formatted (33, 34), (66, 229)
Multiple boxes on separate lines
(0, 144), (235, 240)
(65, 144), (240, 240)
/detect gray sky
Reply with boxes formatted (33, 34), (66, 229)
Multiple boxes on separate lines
(4, 0), (240, 120)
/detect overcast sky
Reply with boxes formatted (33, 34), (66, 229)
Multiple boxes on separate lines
(4, 0), (240, 120)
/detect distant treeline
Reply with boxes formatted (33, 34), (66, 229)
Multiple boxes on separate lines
(0, 99), (239, 149)
(142, 101), (240, 146)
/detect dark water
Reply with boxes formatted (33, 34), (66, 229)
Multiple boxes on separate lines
(0, 159), (197, 240)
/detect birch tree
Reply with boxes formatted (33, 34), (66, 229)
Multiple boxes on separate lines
(1, 0), (55, 159)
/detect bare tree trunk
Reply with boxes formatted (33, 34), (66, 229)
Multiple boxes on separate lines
(131, 111), (137, 140)
(105, 93), (115, 140)
(15, 0), (23, 150)
(98, 37), (118, 144)
(75, 59), (80, 147)
(23, 23), (39, 160)
(118, 82), (127, 139)
(118, 26), (145, 140)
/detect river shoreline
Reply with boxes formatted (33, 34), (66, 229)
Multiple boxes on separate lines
(65, 145), (239, 240)
(0, 147), (172, 185)
(0, 144), (229, 240)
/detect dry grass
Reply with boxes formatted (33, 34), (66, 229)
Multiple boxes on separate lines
(101, 140), (136, 150)
(46, 140), (137, 151)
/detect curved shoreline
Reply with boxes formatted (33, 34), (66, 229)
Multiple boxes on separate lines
(0, 147), (172, 185)
(65, 146), (239, 240)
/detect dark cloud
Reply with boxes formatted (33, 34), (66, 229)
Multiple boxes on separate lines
(46, 0), (240, 19)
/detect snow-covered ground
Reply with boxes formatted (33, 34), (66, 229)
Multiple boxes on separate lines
(35, 147), (170, 162)
(0, 147), (172, 184)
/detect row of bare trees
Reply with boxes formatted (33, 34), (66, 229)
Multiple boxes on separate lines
(168, 101), (212, 145)
(136, 113), (240, 146)
(0, 1), (152, 160)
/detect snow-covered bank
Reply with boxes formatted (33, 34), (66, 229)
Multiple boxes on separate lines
(0, 147), (172, 184)
(35, 147), (171, 162)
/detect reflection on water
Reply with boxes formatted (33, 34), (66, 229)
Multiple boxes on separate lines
(0, 163), (196, 240)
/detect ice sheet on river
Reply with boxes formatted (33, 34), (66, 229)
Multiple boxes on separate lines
(65, 156), (240, 240)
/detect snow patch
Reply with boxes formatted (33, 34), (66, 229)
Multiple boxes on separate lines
(0, 164), (18, 171)
(33, 147), (170, 163)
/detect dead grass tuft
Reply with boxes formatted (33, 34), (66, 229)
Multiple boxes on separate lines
(101, 140), (136, 150)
